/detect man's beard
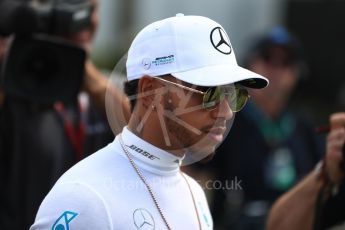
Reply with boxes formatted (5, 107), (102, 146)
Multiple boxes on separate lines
(163, 110), (219, 163)
(163, 94), (205, 150)
(161, 93), (223, 164)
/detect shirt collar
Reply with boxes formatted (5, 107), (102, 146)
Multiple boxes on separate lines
(114, 127), (184, 176)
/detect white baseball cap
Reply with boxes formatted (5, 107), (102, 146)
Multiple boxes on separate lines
(126, 14), (268, 88)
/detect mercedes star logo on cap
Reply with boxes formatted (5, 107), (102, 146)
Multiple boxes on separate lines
(210, 27), (232, 55)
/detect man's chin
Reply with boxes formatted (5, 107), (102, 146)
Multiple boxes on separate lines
(199, 152), (215, 163)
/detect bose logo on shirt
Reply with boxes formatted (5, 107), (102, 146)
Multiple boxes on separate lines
(126, 144), (160, 161)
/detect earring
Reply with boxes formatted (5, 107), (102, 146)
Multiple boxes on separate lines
(168, 99), (172, 104)
(151, 104), (156, 110)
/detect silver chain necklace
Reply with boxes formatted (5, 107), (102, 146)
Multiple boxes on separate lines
(119, 134), (202, 230)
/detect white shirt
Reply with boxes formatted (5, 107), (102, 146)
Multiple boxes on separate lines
(30, 127), (213, 230)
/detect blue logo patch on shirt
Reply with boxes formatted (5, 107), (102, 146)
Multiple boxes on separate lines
(52, 211), (78, 230)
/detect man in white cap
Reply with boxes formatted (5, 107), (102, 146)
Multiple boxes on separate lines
(30, 14), (268, 229)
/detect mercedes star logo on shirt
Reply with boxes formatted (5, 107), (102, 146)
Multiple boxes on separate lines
(133, 208), (155, 229)
(210, 27), (232, 55)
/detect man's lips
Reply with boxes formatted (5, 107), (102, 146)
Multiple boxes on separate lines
(208, 126), (226, 134)
(206, 126), (226, 142)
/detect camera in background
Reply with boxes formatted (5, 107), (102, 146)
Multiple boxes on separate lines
(0, 0), (93, 104)
(0, 0), (93, 36)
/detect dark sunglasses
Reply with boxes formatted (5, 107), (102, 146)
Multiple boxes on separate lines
(154, 77), (250, 112)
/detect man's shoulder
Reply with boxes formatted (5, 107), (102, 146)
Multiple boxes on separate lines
(30, 181), (113, 230)
(55, 140), (128, 186)
(30, 141), (130, 229)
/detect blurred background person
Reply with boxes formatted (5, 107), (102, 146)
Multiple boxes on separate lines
(207, 27), (324, 230)
(0, 0), (128, 229)
(267, 112), (345, 230)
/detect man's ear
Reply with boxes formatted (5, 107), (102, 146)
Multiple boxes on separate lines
(138, 76), (156, 108)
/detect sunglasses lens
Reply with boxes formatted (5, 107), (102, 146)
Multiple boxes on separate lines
(203, 87), (249, 112)
(228, 88), (249, 112)
(203, 87), (223, 110)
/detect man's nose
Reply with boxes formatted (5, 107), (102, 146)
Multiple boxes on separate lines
(211, 99), (233, 121)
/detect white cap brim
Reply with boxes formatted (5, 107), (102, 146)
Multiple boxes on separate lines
(171, 64), (269, 88)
